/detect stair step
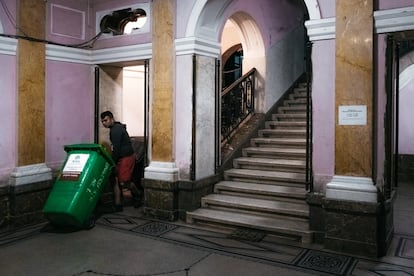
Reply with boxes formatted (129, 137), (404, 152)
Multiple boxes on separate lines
(272, 113), (306, 121)
(284, 98), (308, 105)
(202, 194), (309, 218)
(224, 168), (306, 185)
(186, 82), (313, 244)
(234, 157), (306, 171)
(278, 106), (307, 113)
(251, 137), (306, 148)
(186, 208), (312, 243)
(265, 121), (306, 129)
(290, 91), (308, 98)
(294, 87), (308, 93)
(295, 85), (307, 91)
(242, 147), (305, 159)
(214, 181), (307, 200)
(258, 129), (306, 138)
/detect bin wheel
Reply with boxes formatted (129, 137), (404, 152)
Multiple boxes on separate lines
(84, 215), (96, 230)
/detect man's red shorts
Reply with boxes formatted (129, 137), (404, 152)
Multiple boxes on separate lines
(116, 154), (136, 183)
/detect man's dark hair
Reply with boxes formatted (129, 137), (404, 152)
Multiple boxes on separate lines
(100, 111), (114, 119)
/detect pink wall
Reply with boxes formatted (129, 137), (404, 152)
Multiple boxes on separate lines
(310, 39), (335, 191)
(46, 0), (151, 49)
(46, 0), (91, 46)
(378, 0), (414, 10)
(46, 61), (95, 169)
(226, 0), (305, 49)
(0, 0), (17, 34)
(317, 0), (335, 18)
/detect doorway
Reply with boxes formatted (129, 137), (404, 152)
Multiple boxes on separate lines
(95, 62), (148, 152)
(386, 32), (414, 237)
(94, 61), (149, 207)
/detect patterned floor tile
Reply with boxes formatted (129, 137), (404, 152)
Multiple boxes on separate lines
(131, 221), (178, 237)
(295, 249), (354, 275)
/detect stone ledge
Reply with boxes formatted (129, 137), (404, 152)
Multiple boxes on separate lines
(9, 163), (52, 187)
(326, 175), (377, 203)
(144, 162), (179, 182)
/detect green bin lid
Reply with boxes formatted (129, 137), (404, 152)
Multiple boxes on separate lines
(64, 143), (115, 166)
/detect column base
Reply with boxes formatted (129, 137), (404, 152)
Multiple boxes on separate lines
(7, 163), (53, 229)
(326, 175), (377, 202)
(143, 162), (179, 221)
(143, 178), (178, 221)
(323, 196), (394, 258)
(10, 163), (52, 187)
(144, 161), (179, 182)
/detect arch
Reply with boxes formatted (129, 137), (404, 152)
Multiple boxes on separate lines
(304, 0), (321, 20)
(400, 64), (414, 91)
(228, 12), (264, 58)
(186, 0), (321, 40)
(399, 50), (414, 91)
(186, 0), (233, 42)
(221, 11), (266, 113)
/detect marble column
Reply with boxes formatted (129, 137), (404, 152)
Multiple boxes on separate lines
(144, 0), (178, 220)
(326, 0), (377, 202)
(11, 0), (51, 186)
(144, 0), (178, 180)
(9, 0), (51, 227)
(323, 0), (392, 258)
(17, 0), (46, 166)
(151, 0), (174, 162)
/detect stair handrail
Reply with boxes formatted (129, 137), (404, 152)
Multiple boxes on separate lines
(221, 67), (257, 142)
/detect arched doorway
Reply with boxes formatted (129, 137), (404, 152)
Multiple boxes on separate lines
(220, 12), (265, 112)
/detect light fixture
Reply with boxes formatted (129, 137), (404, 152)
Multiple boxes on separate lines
(100, 8), (146, 35)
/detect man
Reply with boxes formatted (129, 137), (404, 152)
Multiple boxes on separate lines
(100, 110), (141, 211)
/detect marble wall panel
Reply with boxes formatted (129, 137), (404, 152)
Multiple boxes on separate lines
(195, 55), (216, 180)
(151, 0), (174, 162)
(175, 55), (194, 179)
(17, 0), (46, 166)
(335, 0), (373, 176)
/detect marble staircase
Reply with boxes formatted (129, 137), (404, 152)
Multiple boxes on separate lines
(186, 83), (312, 243)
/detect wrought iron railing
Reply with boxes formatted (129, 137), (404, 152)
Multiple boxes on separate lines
(221, 68), (256, 142)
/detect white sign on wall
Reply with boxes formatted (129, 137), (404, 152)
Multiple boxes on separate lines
(338, 105), (367, 125)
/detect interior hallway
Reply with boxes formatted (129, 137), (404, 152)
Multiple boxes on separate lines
(0, 181), (413, 276)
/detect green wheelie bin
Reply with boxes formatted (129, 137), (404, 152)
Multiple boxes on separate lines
(43, 143), (115, 229)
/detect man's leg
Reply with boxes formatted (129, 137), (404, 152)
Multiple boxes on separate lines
(113, 178), (123, 211)
(129, 181), (143, 207)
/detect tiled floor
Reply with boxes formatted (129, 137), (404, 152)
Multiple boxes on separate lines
(0, 181), (414, 275)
